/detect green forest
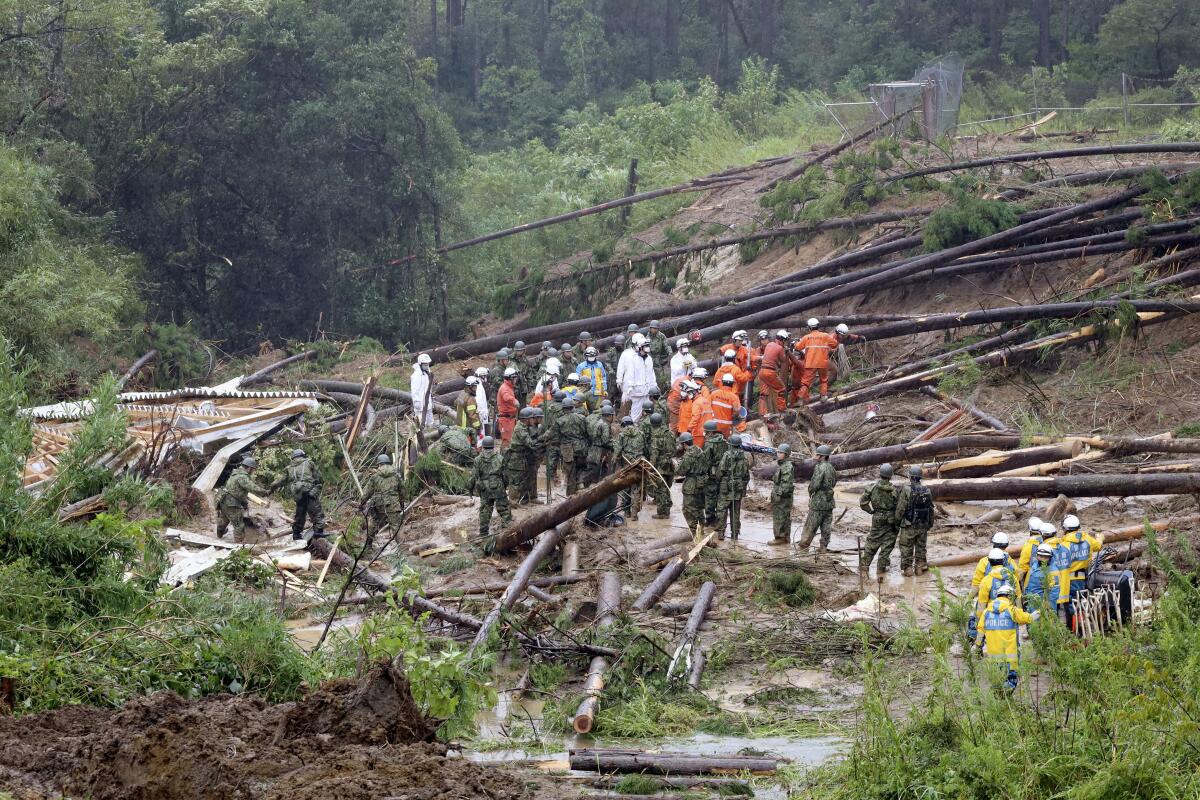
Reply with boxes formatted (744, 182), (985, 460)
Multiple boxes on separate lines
(3, 0), (1200, 391)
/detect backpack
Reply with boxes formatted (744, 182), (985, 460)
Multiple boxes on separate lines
(905, 484), (934, 525)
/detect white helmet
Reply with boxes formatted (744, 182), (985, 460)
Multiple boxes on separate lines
(1028, 515), (1043, 532)
(676, 338), (689, 351)
(723, 349), (736, 360)
(631, 333), (646, 347)
(1062, 514), (1080, 531)
(567, 372), (580, 383)
(417, 353), (432, 365)
(775, 329), (789, 339)
(758, 330), (769, 340)
(988, 547), (1006, 564)
(585, 346), (598, 358)
(995, 583), (1014, 598)
(991, 532), (1009, 548)
(683, 380), (700, 394)
(474, 366), (489, 377)
(721, 373), (735, 385)
(1040, 522), (1057, 537)
(835, 323), (849, 335)
(544, 357), (561, 376)
(732, 329), (747, 342)
(503, 366), (517, 377)
(691, 367), (708, 379)
(465, 375), (478, 386)
(806, 317), (819, 329)
(1036, 544), (1053, 558)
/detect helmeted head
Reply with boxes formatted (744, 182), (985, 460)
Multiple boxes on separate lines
(807, 317), (820, 329)
(417, 353), (432, 367)
(995, 583), (1014, 598)
(552, 390), (565, 401)
(758, 330), (769, 341)
(721, 373), (735, 386)
(676, 337), (689, 352)
(546, 348), (560, 359)
(703, 419), (718, 434)
(650, 413), (664, 426)
(482, 436), (495, 449)
(562, 397), (576, 410)
(437, 424), (448, 435)
(579, 331), (593, 343)
(531, 408), (544, 421)
(775, 329), (788, 340)
(879, 463), (894, 479)
(631, 332), (646, 347)
(541, 340), (552, 352)
(992, 532), (1010, 548)
(691, 367), (708, 381)
(585, 346), (598, 360)
(1036, 544), (1053, 560)
(474, 366), (489, 378)
(518, 407), (533, 420)
(909, 465), (922, 480)
(292, 448), (305, 459)
(723, 348), (736, 362)
(544, 358), (561, 376)
(1040, 522), (1057, 538)
(730, 433), (742, 447)
(567, 372), (580, 384)
(988, 547), (1006, 565)
(241, 456), (258, 470)
(732, 329), (747, 344)
(816, 444), (833, 458)
(639, 341), (651, 355)
(1028, 515), (1043, 533)
(776, 443), (791, 461)
(613, 335), (626, 348)
(561, 343), (572, 354)
(601, 406), (615, 418)
(649, 319), (661, 331)
(627, 323), (639, 334)
(514, 340), (526, 351)
(621, 415), (633, 427)
(376, 454), (391, 466)
(465, 375), (478, 387)
(1062, 514), (1080, 532)
(835, 323), (849, 335)
(679, 432), (694, 445)
(649, 386), (661, 398)
(497, 348), (510, 362)
(504, 366), (518, 378)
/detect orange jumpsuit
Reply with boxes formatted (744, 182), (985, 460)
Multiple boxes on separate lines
(677, 394), (694, 436)
(497, 380), (519, 445)
(667, 376), (688, 430)
(758, 341), (789, 414)
(794, 331), (839, 402)
(710, 386), (745, 437)
(688, 392), (714, 448)
(714, 362), (751, 397)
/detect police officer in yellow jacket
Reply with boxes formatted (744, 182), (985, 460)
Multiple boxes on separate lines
(975, 583), (1038, 692)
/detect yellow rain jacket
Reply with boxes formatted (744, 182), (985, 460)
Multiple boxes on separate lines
(976, 597), (1035, 669)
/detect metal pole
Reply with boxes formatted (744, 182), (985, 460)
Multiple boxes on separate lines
(1122, 73), (1130, 128)
(1031, 67), (1038, 115)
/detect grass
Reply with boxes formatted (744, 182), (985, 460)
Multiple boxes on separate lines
(1173, 422), (1200, 437)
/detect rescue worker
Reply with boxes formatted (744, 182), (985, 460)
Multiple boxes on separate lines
(678, 432), (708, 532)
(715, 433), (750, 540)
(605, 335), (625, 402)
(1045, 521), (1075, 625)
(411, 353), (434, 429)
(456, 377), (481, 440)
(516, 340), (538, 395)
(647, 320), (672, 385)
(858, 463), (899, 576)
(573, 331), (594, 362)
(490, 348), (519, 406)
(895, 465), (934, 576)
(578, 347), (608, 410)
(714, 349), (751, 399)
(670, 338), (695, 384)
(496, 367), (520, 447)
(647, 413), (676, 518)
(976, 583), (1037, 691)
(473, 366), (491, 436)
(433, 424), (474, 469)
(506, 408), (542, 505)
(1016, 516), (1045, 584)
(829, 323), (867, 386)
(560, 342), (576, 371)
(1061, 514), (1102, 603)
(585, 404), (616, 485)
(667, 374), (688, 430)
(215, 456), (265, 541)
(798, 444), (837, 552)
(769, 444), (795, 544)
(676, 380), (698, 436)
(793, 318), (839, 404)
(470, 436), (511, 542)
(758, 330), (791, 415)
(532, 357), (561, 403)
(710, 373), (745, 438)
(969, 539), (1016, 640)
(362, 453), (405, 538)
(648, 386), (668, 420)
(977, 547), (1021, 610)
(557, 397), (589, 494)
(688, 372), (714, 448)
(542, 390), (565, 486)
(615, 415), (648, 518)
(701, 421), (727, 526)
(1023, 544), (1057, 611)
(617, 334), (655, 420)
(268, 448), (326, 540)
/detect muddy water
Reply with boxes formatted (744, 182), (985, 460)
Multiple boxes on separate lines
(286, 612), (364, 648)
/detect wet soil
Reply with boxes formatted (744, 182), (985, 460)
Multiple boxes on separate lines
(0, 662), (529, 800)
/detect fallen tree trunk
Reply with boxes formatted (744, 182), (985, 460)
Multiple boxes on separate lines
(791, 433), (1023, 479)
(491, 462), (649, 553)
(761, 106), (914, 192)
(919, 387), (1010, 432)
(930, 442), (1082, 479)
(1035, 435), (1200, 455)
(884, 142), (1200, 184)
(421, 574), (586, 598)
(668, 580), (716, 688)
(572, 572), (622, 735)
(116, 350), (157, 389)
(632, 557), (687, 612)
(928, 517), (1198, 567)
(470, 520), (573, 653)
(296, 378), (454, 415)
(569, 748), (785, 775)
(926, 472), (1200, 501)
(999, 161), (1200, 199)
(241, 350), (319, 387)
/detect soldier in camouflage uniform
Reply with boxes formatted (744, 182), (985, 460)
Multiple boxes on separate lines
(432, 424), (475, 469)
(798, 444), (837, 552)
(269, 449), (327, 540)
(648, 386), (669, 421)
(614, 415), (648, 518)
(646, 413), (676, 518)
(557, 397), (590, 495)
(700, 421), (728, 526)
(714, 433), (750, 541)
(859, 463), (900, 576)
(362, 453), (405, 539)
(585, 404), (616, 485)
(506, 407), (542, 505)
(677, 432), (708, 532)
(647, 320), (673, 388)
(542, 390), (565, 488)
(216, 456), (265, 541)
(894, 465), (934, 576)
(770, 444), (795, 544)
(470, 436), (511, 541)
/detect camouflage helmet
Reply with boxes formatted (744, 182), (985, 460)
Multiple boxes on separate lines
(376, 453), (391, 465)
(679, 432), (694, 445)
(879, 463), (894, 478)
(481, 436), (496, 449)
(650, 413), (664, 425)
(241, 456), (258, 469)
(292, 448), (305, 459)
(815, 444), (833, 457)
(703, 420), (718, 432)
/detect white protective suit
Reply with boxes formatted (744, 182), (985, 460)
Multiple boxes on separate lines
(670, 351), (696, 384)
(410, 365), (433, 428)
(474, 380), (490, 437)
(618, 349), (658, 421)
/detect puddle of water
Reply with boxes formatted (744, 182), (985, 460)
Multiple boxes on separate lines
(285, 612), (363, 648)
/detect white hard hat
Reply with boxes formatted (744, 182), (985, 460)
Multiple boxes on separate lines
(417, 353), (432, 365)
(503, 366), (517, 377)
(1062, 514), (1080, 531)
(465, 375), (478, 386)
(995, 583), (1014, 597)
(683, 380), (700, 393)
(991, 532), (1009, 547)
(732, 329), (747, 340)
(474, 366), (489, 377)
(988, 547), (1006, 563)
(1040, 522), (1057, 537)
(723, 349), (736, 359)
(721, 373), (735, 385)
(544, 357), (561, 375)
(835, 323), (849, 334)
(1036, 544), (1053, 557)
(631, 333), (646, 346)
(691, 367), (708, 379)
(758, 330), (769, 339)
(676, 338), (689, 350)
(775, 329), (788, 339)
(567, 372), (580, 383)
(806, 317), (819, 328)
(1028, 515), (1043, 532)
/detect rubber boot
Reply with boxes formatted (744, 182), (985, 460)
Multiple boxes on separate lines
(901, 566), (913, 577)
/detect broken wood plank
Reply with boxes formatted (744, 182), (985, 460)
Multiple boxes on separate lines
(568, 748), (785, 775)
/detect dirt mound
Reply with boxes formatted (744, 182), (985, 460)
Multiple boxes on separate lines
(0, 662), (526, 800)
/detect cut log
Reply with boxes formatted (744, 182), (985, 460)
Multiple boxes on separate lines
(568, 748), (784, 775)
(885, 142), (1200, 184)
(422, 574), (586, 599)
(926, 472), (1200, 501)
(629, 533), (714, 613)
(491, 462), (650, 553)
(687, 651), (707, 692)
(667, 580), (716, 686)
(999, 162), (1200, 199)
(931, 442), (1082, 479)
(470, 519), (573, 654)
(637, 544), (687, 568)
(241, 350), (319, 387)
(919, 387), (1009, 432)
(296, 378), (454, 416)
(572, 572), (622, 734)
(792, 433), (1023, 479)
(928, 517), (1199, 567)
(561, 539), (580, 578)
(1032, 435), (1200, 455)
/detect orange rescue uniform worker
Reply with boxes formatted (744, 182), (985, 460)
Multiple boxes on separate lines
(714, 354), (751, 397)
(497, 371), (520, 446)
(668, 375), (688, 430)
(676, 381), (696, 436)
(711, 374), (746, 437)
(794, 321), (839, 402)
(689, 387), (714, 448)
(758, 331), (791, 414)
